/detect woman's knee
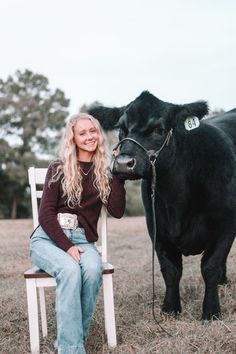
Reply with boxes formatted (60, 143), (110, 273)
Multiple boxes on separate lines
(83, 261), (103, 283)
(58, 260), (81, 282)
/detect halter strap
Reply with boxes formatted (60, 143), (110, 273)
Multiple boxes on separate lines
(113, 128), (173, 165)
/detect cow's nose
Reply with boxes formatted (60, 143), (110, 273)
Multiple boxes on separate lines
(113, 155), (136, 173)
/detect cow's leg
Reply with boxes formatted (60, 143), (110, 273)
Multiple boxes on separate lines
(218, 261), (227, 285)
(157, 246), (182, 315)
(201, 237), (234, 320)
(141, 182), (182, 314)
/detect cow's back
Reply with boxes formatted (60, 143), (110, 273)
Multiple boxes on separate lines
(205, 109), (236, 147)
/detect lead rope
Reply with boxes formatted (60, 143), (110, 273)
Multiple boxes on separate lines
(113, 130), (173, 335)
(150, 160), (173, 336)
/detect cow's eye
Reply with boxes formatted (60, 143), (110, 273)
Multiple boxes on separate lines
(151, 126), (164, 135)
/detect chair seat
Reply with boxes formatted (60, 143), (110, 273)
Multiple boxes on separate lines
(24, 262), (114, 279)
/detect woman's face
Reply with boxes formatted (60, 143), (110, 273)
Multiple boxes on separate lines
(73, 118), (99, 159)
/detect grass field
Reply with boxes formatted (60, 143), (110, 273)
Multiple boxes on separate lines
(1, 217), (236, 354)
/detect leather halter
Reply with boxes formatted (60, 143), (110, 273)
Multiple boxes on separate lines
(113, 128), (173, 194)
(113, 128), (173, 166)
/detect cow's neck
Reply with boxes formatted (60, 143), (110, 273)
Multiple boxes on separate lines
(145, 159), (186, 205)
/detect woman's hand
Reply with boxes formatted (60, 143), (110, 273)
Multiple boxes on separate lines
(67, 245), (85, 262)
(113, 148), (118, 157)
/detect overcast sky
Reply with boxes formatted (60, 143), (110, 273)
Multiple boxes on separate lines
(0, 0), (235, 114)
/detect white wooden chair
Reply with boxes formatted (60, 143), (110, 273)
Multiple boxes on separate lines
(24, 167), (117, 354)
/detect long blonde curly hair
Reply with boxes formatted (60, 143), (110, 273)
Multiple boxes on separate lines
(50, 113), (111, 207)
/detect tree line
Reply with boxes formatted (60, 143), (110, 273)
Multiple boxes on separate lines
(0, 69), (144, 219)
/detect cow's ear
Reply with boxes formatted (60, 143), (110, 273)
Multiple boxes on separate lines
(88, 106), (125, 131)
(175, 101), (209, 123)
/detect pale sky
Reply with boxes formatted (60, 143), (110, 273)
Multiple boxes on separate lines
(0, 0), (235, 114)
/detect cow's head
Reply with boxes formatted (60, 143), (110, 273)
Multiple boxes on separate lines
(89, 91), (208, 180)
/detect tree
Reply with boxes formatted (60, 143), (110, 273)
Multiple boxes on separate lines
(210, 108), (225, 116)
(80, 101), (103, 114)
(0, 69), (70, 218)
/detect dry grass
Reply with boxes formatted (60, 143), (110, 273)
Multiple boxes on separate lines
(1, 217), (236, 354)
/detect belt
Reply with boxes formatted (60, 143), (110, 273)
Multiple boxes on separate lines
(57, 213), (78, 230)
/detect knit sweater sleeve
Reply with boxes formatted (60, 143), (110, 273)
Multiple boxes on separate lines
(106, 174), (126, 218)
(38, 162), (74, 252)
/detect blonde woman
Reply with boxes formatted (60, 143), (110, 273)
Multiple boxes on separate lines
(30, 113), (126, 354)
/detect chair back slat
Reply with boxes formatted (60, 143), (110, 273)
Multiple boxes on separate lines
(100, 206), (107, 262)
(28, 167), (108, 260)
(28, 167), (47, 229)
(36, 191), (43, 198)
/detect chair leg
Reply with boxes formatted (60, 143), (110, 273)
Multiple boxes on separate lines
(38, 287), (48, 337)
(103, 274), (117, 347)
(26, 279), (40, 354)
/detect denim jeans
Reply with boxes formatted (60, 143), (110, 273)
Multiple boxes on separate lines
(30, 226), (103, 354)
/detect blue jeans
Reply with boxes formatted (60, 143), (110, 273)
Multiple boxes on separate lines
(30, 226), (103, 354)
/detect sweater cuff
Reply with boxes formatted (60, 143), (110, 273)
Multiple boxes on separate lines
(111, 174), (125, 187)
(60, 239), (74, 252)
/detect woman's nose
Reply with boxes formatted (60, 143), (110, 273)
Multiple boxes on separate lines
(86, 132), (92, 139)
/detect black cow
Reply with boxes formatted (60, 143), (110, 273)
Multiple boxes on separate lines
(89, 91), (236, 320)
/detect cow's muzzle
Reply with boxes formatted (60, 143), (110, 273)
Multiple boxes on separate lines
(113, 154), (136, 175)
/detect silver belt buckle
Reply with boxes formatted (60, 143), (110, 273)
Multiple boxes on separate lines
(57, 213), (78, 230)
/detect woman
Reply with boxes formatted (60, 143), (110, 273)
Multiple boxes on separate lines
(30, 113), (126, 354)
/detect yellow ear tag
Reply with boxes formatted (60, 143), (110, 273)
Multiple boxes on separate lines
(184, 117), (200, 131)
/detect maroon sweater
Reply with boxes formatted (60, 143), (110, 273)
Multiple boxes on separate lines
(38, 160), (126, 252)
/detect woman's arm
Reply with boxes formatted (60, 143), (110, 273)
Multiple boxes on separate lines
(38, 162), (74, 252)
(106, 174), (126, 218)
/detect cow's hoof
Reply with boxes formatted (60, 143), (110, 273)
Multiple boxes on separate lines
(161, 305), (181, 317)
(218, 277), (228, 285)
(201, 312), (221, 321)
